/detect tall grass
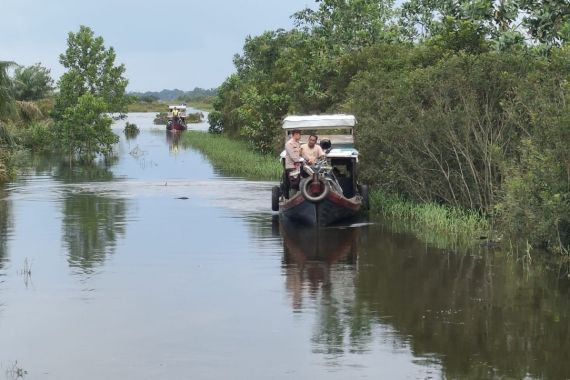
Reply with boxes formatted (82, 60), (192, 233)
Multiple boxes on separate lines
(371, 189), (491, 249)
(180, 131), (281, 180)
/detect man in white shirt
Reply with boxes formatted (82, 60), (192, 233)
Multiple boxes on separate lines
(284, 129), (302, 197)
(301, 134), (325, 165)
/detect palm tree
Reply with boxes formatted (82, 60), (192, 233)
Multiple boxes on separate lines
(0, 60), (16, 120)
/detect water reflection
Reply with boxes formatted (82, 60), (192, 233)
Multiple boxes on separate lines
(0, 187), (11, 270)
(62, 191), (128, 274)
(22, 153), (116, 183)
(49, 158), (129, 274)
(353, 227), (570, 379)
(165, 130), (183, 155)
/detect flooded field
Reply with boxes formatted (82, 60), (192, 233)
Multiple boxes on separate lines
(0, 113), (569, 379)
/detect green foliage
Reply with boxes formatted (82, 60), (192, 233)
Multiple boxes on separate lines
(127, 100), (164, 112)
(293, 0), (398, 48)
(53, 93), (118, 163)
(153, 112), (168, 125)
(0, 61), (16, 120)
(12, 63), (54, 101)
(370, 188), (489, 249)
(17, 121), (55, 152)
(53, 25), (128, 120)
(186, 112), (203, 123)
(123, 122), (139, 139)
(209, 0), (570, 252)
(180, 131), (282, 180)
(0, 122), (16, 182)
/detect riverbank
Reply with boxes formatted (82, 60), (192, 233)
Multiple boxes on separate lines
(180, 131), (281, 180)
(180, 130), (489, 248)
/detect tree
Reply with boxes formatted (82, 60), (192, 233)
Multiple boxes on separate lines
(293, 0), (398, 50)
(0, 61), (16, 120)
(12, 63), (54, 101)
(53, 25), (128, 120)
(54, 93), (118, 163)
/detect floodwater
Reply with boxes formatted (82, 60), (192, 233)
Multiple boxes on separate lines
(1, 112), (569, 379)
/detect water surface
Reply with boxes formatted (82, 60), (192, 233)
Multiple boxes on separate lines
(0, 113), (569, 379)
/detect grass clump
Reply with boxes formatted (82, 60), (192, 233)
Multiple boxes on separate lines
(123, 122), (140, 139)
(370, 189), (490, 249)
(180, 131), (281, 180)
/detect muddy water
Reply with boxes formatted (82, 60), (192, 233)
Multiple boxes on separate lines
(0, 113), (569, 379)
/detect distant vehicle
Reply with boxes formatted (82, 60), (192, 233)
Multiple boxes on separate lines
(166, 104), (188, 131)
(272, 114), (369, 225)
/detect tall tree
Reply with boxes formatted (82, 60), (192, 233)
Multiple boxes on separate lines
(293, 0), (398, 50)
(53, 25), (128, 120)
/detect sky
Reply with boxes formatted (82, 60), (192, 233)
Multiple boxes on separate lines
(0, 0), (313, 92)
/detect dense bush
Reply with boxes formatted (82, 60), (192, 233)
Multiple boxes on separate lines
(208, 1), (570, 252)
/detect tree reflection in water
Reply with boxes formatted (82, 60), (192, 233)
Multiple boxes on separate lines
(0, 187), (11, 271)
(283, 219), (570, 378)
(51, 160), (128, 274)
(62, 192), (127, 273)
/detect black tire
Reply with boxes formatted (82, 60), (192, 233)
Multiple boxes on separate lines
(271, 185), (281, 211)
(300, 177), (330, 203)
(358, 184), (370, 210)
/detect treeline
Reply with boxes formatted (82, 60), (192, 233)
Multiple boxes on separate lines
(0, 61), (55, 180)
(209, 0), (570, 252)
(129, 87), (217, 102)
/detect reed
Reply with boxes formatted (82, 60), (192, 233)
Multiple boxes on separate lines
(180, 131), (282, 180)
(370, 189), (490, 249)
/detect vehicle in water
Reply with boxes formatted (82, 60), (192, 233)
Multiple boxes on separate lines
(166, 105), (188, 131)
(272, 115), (369, 226)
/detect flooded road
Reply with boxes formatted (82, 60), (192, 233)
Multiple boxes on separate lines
(1, 113), (570, 379)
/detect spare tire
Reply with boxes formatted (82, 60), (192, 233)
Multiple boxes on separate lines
(300, 177), (330, 203)
(271, 185), (281, 211)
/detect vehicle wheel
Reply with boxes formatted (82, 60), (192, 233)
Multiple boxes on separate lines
(272, 185), (281, 211)
(301, 177), (330, 203)
(358, 184), (369, 210)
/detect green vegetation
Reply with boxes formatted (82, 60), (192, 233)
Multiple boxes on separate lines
(208, 0), (570, 253)
(370, 189), (490, 249)
(184, 98), (214, 112)
(127, 100), (165, 112)
(185, 112), (204, 123)
(123, 122), (140, 139)
(179, 131), (281, 180)
(51, 25), (126, 162)
(12, 63), (54, 101)
(153, 112), (168, 125)
(0, 26), (128, 177)
(53, 25), (128, 120)
(54, 93), (117, 163)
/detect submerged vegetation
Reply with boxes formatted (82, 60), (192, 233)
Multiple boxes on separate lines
(123, 122), (140, 139)
(180, 131), (281, 180)
(208, 0), (570, 254)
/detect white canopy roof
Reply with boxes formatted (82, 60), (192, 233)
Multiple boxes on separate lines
(282, 114), (356, 130)
(168, 105), (187, 110)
